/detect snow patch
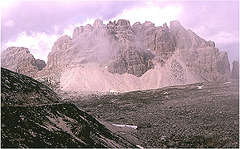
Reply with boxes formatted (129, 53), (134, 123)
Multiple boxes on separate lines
(223, 82), (231, 84)
(112, 124), (137, 129)
(136, 145), (144, 149)
(197, 85), (204, 89)
(110, 90), (117, 93)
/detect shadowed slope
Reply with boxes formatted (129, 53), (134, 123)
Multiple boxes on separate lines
(1, 67), (136, 148)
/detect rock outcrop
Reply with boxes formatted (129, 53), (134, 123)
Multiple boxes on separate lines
(231, 60), (239, 79)
(36, 59), (46, 71)
(1, 47), (39, 77)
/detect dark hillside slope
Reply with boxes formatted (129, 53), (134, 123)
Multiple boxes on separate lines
(1, 67), (135, 148)
(1, 67), (59, 106)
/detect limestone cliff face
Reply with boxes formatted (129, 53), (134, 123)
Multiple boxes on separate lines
(46, 19), (156, 77)
(170, 20), (230, 81)
(1, 47), (39, 77)
(47, 35), (72, 68)
(45, 19), (230, 82)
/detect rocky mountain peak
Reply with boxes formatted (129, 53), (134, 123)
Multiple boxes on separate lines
(72, 26), (84, 39)
(1, 47), (39, 77)
(107, 19), (132, 33)
(162, 23), (169, 30)
(93, 18), (105, 28)
(2, 47), (29, 55)
(170, 20), (183, 29)
(143, 21), (155, 27)
(52, 35), (72, 52)
(117, 19), (131, 27)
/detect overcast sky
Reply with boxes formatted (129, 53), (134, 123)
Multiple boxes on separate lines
(1, 0), (239, 65)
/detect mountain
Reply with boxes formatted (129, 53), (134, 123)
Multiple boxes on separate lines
(1, 19), (231, 93)
(1, 67), (136, 148)
(1, 47), (40, 78)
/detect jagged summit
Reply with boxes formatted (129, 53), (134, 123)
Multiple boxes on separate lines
(1, 19), (231, 93)
(170, 20), (183, 28)
(93, 18), (104, 28)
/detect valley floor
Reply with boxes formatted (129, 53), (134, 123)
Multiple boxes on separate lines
(75, 80), (239, 148)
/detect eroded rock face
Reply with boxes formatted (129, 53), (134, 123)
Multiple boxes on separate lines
(132, 21), (176, 59)
(46, 19), (156, 77)
(47, 35), (72, 68)
(169, 20), (230, 81)
(42, 19), (231, 87)
(107, 46), (154, 77)
(1, 47), (39, 77)
(231, 60), (239, 79)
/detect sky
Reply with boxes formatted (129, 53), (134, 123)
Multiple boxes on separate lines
(1, 0), (239, 65)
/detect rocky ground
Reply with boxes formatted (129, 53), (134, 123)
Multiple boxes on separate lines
(75, 80), (239, 148)
(1, 103), (135, 148)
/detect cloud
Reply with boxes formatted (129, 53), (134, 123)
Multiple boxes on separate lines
(191, 23), (239, 65)
(110, 2), (183, 26)
(3, 31), (59, 62)
(53, 25), (60, 33)
(0, 0), (14, 8)
(2, 17), (99, 62)
(191, 22), (239, 49)
(209, 31), (239, 47)
(1, 1), (238, 65)
(62, 25), (75, 37)
(62, 18), (97, 37)
(81, 18), (97, 26)
(4, 19), (15, 27)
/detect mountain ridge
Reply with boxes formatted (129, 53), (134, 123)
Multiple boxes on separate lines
(1, 19), (233, 93)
